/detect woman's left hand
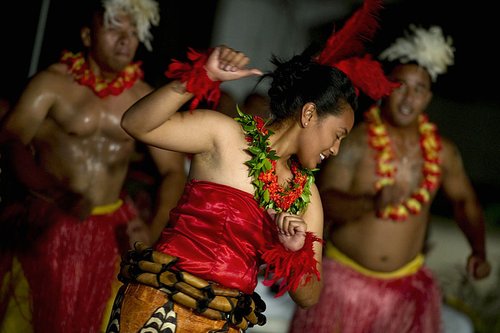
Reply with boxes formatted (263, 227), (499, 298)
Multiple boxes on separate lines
(205, 46), (263, 82)
(268, 209), (307, 252)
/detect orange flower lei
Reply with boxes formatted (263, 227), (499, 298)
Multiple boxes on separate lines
(235, 107), (315, 214)
(60, 50), (143, 98)
(366, 105), (442, 221)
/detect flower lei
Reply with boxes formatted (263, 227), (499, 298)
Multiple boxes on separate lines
(235, 107), (316, 214)
(366, 105), (442, 222)
(60, 50), (143, 98)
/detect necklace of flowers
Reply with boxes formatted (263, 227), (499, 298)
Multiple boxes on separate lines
(235, 107), (316, 214)
(60, 50), (143, 98)
(365, 105), (442, 222)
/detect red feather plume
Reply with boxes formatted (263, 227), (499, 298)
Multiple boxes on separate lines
(316, 0), (384, 65)
(315, 0), (399, 101)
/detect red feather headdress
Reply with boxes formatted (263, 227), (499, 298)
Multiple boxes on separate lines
(315, 0), (399, 100)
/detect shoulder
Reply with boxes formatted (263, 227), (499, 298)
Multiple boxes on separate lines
(345, 122), (368, 147)
(438, 135), (467, 175)
(334, 122), (368, 161)
(24, 63), (73, 91)
(41, 62), (72, 79)
(132, 79), (154, 98)
(316, 122), (368, 187)
(440, 135), (461, 161)
(177, 109), (244, 147)
(211, 110), (244, 139)
(184, 108), (239, 128)
(12, 63), (75, 109)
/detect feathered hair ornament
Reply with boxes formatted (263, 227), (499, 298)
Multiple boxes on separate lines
(378, 25), (455, 82)
(103, 0), (160, 51)
(315, 0), (399, 100)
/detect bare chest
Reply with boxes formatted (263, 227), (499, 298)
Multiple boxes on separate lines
(43, 85), (143, 141)
(356, 146), (426, 193)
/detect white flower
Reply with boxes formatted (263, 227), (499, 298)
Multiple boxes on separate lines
(379, 24), (455, 82)
(103, 0), (160, 51)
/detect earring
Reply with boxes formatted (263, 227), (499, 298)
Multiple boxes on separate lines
(304, 122), (309, 127)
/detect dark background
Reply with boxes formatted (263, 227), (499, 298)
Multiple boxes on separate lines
(1, 0), (498, 102)
(0, 1), (218, 100)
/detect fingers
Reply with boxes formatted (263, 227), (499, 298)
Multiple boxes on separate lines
(216, 46), (263, 75)
(274, 212), (307, 236)
(218, 46), (250, 72)
(206, 45), (263, 82)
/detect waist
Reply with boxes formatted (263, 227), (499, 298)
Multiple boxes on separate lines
(119, 243), (266, 330)
(91, 199), (123, 215)
(325, 241), (424, 279)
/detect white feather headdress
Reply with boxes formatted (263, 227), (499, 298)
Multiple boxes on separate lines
(103, 0), (160, 51)
(378, 24), (455, 82)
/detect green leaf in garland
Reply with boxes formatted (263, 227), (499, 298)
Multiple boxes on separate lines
(263, 159), (272, 170)
(263, 189), (270, 203)
(235, 108), (314, 214)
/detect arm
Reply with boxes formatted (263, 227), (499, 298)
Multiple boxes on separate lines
(0, 129), (58, 192)
(1, 70), (91, 218)
(440, 138), (491, 279)
(287, 183), (324, 308)
(3, 70), (58, 144)
(121, 46), (262, 154)
(147, 146), (187, 243)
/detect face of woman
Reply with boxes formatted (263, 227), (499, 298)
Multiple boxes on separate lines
(297, 103), (355, 169)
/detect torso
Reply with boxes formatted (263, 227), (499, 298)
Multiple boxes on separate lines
(328, 123), (439, 272)
(32, 63), (151, 207)
(156, 179), (276, 294)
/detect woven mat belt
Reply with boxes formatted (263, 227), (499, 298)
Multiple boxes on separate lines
(119, 242), (267, 330)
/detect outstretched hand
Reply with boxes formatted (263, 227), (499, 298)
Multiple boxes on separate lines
(205, 46), (263, 82)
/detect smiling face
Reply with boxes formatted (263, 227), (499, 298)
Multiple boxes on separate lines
(382, 63), (433, 127)
(296, 101), (355, 169)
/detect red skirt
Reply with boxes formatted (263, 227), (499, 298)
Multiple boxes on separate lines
(1, 198), (137, 333)
(289, 245), (442, 333)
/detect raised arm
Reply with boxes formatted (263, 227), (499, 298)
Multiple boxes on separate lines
(440, 138), (491, 279)
(121, 46), (262, 154)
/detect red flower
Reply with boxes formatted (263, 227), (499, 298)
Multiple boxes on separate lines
(60, 50), (143, 98)
(253, 116), (268, 135)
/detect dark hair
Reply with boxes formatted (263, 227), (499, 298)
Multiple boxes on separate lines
(79, 0), (106, 28)
(262, 53), (357, 123)
(380, 59), (433, 86)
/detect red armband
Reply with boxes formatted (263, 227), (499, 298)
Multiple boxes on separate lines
(261, 231), (323, 297)
(164, 48), (221, 110)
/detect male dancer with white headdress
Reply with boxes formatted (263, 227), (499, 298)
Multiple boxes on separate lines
(289, 24), (491, 333)
(0, 1), (186, 332)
